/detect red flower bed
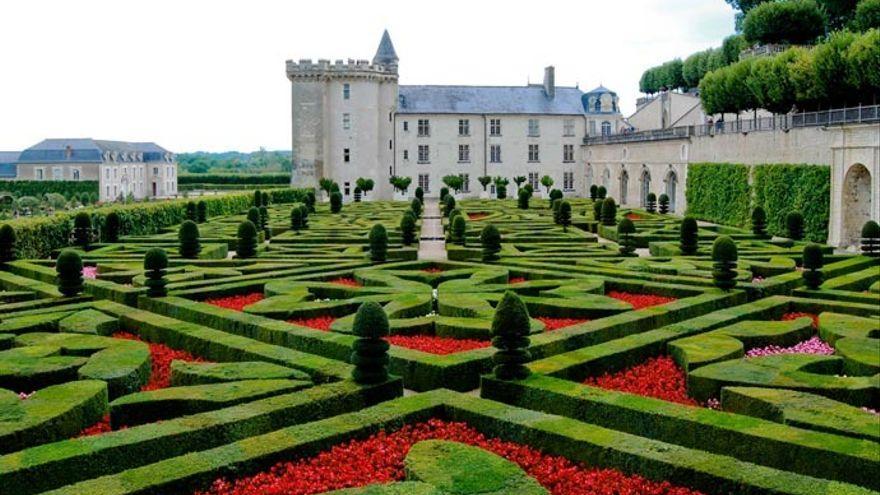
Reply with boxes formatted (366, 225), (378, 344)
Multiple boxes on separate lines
(288, 316), (336, 332)
(607, 291), (677, 310)
(781, 311), (819, 329)
(584, 356), (699, 406)
(328, 277), (361, 287)
(78, 414), (114, 437)
(536, 316), (589, 331)
(625, 213), (643, 220)
(114, 332), (208, 391)
(508, 277), (527, 284)
(468, 212), (489, 220)
(421, 267), (443, 274)
(196, 418), (702, 495)
(386, 334), (489, 355)
(205, 293), (265, 312)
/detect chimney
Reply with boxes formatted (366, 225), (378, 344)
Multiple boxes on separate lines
(543, 66), (555, 99)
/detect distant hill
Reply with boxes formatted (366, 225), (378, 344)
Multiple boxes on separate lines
(178, 148), (291, 174)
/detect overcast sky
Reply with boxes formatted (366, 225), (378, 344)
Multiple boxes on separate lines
(0, 0), (735, 153)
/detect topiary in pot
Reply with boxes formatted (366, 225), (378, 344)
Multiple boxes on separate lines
(658, 193), (670, 214)
(73, 212), (92, 248)
(236, 220), (258, 258)
(330, 191), (343, 213)
(481, 224), (501, 262)
(143, 247), (168, 297)
(410, 198), (422, 218)
(253, 189), (263, 208)
(105, 212), (121, 242)
(680, 216), (699, 255)
(860, 220), (880, 257)
(304, 190), (316, 213)
(185, 201), (197, 222)
(491, 291), (532, 380)
(350, 301), (391, 384)
(786, 211), (804, 241)
(197, 200), (207, 223)
(178, 220), (201, 259)
(712, 235), (738, 291)
(752, 206), (768, 238)
(290, 206), (304, 232)
(415, 186), (424, 204)
(451, 214), (466, 246)
(589, 184), (598, 201)
(802, 243), (824, 290)
(600, 197), (617, 226)
(517, 189), (529, 210)
(56, 249), (83, 297)
(617, 217), (636, 256)
(0, 224), (16, 264)
(369, 224), (387, 262)
(597, 185), (607, 199)
(558, 200), (572, 232)
(646, 192), (657, 213)
(593, 199), (604, 222)
(400, 211), (417, 246)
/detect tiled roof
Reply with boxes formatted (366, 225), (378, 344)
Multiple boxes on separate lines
(398, 85), (589, 115)
(17, 139), (170, 164)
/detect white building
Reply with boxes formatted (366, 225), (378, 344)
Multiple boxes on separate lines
(287, 31), (624, 200)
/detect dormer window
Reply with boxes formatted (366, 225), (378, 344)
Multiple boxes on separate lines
(594, 98), (601, 113)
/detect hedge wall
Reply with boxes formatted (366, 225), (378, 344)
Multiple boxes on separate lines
(685, 163), (752, 227)
(753, 164), (830, 242)
(178, 174), (290, 185)
(0, 181), (98, 199)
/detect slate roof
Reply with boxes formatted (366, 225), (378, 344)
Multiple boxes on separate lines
(586, 85), (616, 94)
(17, 139), (171, 164)
(0, 152), (20, 164)
(0, 152), (19, 178)
(373, 29), (399, 66)
(397, 85), (590, 115)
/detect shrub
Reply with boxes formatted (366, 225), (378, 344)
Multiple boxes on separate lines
(143, 247), (169, 298)
(56, 249), (83, 297)
(617, 217), (637, 256)
(400, 212), (417, 246)
(601, 197), (617, 226)
(861, 220), (880, 256)
(440, 187), (449, 202)
(290, 206), (304, 231)
(558, 200), (572, 232)
(513, 176), (526, 191)
(261, 191), (270, 206)
(854, 0), (880, 30)
(658, 194), (670, 214)
(196, 200), (208, 223)
(786, 211), (805, 240)
(304, 191), (316, 213)
(185, 201), (197, 222)
(589, 185), (598, 201)
(517, 189), (530, 210)
(551, 200), (561, 224)
(178, 220), (201, 259)
(751, 206), (768, 238)
(253, 190), (263, 208)
(330, 192), (342, 213)
(478, 176), (492, 191)
(0, 224), (15, 263)
(444, 195), (456, 217)
(105, 212), (120, 242)
(680, 217), (699, 255)
(350, 301), (391, 384)
(259, 206), (269, 231)
(451, 215), (467, 246)
(496, 183), (507, 199)
(236, 221), (258, 258)
(540, 175), (554, 194)
(685, 163), (751, 227)
(410, 198), (422, 218)
(743, 0), (826, 45)
(178, 174), (290, 185)
(593, 199), (604, 222)
(523, 183), (534, 197)
(549, 188), (563, 203)
(415, 187), (424, 203)
(645, 193), (657, 213)
(247, 207), (261, 230)
(802, 243), (824, 289)
(369, 224), (387, 263)
(597, 186), (607, 199)
(73, 212), (92, 248)
(481, 224), (502, 262)
(712, 236), (738, 291)
(491, 291), (532, 380)
(442, 175), (464, 194)
(753, 164), (830, 242)
(299, 205), (309, 228)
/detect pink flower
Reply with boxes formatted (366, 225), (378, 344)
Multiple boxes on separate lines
(82, 266), (98, 280)
(18, 391), (35, 400)
(745, 336), (834, 358)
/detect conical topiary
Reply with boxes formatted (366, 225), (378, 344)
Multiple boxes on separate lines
(105, 212), (121, 242)
(646, 192), (657, 213)
(558, 200), (572, 232)
(658, 193), (670, 214)
(56, 249), (83, 297)
(143, 247), (168, 297)
(415, 187), (424, 204)
(711, 236), (738, 291)
(261, 191), (270, 207)
(751, 206), (767, 238)
(451, 214), (466, 246)
(861, 220), (880, 257)
(178, 220), (201, 259)
(299, 204), (309, 228)
(185, 201), (197, 222)
(73, 212), (92, 248)
(551, 199), (561, 224)
(304, 190), (316, 213)
(400, 211), (417, 246)
(247, 207), (261, 230)
(290, 205), (304, 231)
(617, 217), (636, 256)
(593, 199), (604, 222)
(517, 189), (529, 210)
(259, 206), (269, 231)
(410, 198), (422, 218)
(197, 200), (207, 223)
(369, 224), (387, 262)
(0, 224), (16, 263)
(350, 301), (390, 384)
(802, 243), (824, 290)
(253, 189), (263, 207)
(589, 184), (598, 201)
(236, 220), (258, 258)
(597, 185), (607, 199)
(330, 191), (342, 213)
(481, 224), (501, 262)
(786, 211), (804, 241)
(680, 217), (699, 255)
(601, 197), (617, 226)
(491, 291), (532, 380)
(444, 195), (456, 217)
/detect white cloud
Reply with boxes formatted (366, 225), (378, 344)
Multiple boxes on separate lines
(0, 0), (735, 152)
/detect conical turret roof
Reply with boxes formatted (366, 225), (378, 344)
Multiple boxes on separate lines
(373, 30), (399, 66)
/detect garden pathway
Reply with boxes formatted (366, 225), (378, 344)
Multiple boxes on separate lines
(418, 199), (447, 261)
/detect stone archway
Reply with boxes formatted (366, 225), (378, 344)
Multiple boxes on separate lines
(619, 168), (629, 205)
(665, 169), (678, 213)
(841, 163), (872, 247)
(586, 164), (594, 194)
(640, 169), (651, 207)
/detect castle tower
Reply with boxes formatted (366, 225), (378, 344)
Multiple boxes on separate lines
(287, 31), (399, 200)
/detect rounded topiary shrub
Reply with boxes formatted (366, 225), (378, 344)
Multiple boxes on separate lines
(645, 192), (657, 213)
(185, 201), (197, 222)
(491, 291), (531, 380)
(304, 191), (316, 213)
(558, 200), (572, 231)
(589, 184), (598, 201)
(680, 216), (699, 255)
(400, 211), (417, 246)
(290, 206), (304, 231)
(481, 224), (501, 262)
(73, 212), (92, 248)
(56, 249), (83, 297)
(617, 217), (636, 256)
(751, 206), (768, 238)
(597, 185), (607, 199)
(549, 189), (563, 203)
(236, 220), (258, 258)
(496, 184), (507, 199)
(178, 220), (201, 259)
(593, 199), (604, 222)
(440, 187), (449, 202)
(410, 198), (422, 218)
(197, 200), (208, 223)
(517, 189), (529, 210)
(600, 197), (617, 226)
(247, 207), (261, 230)
(350, 301), (390, 384)
(658, 193), (670, 214)
(415, 186), (424, 204)
(143, 247), (169, 297)
(330, 191), (343, 213)
(369, 224), (387, 262)
(861, 220), (880, 257)
(0, 224), (16, 263)
(451, 214), (466, 246)
(523, 183), (534, 197)
(105, 212), (121, 242)
(786, 211), (805, 241)
(711, 235), (738, 291)
(802, 243), (824, 290)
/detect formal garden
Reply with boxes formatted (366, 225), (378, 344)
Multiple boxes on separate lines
(0, 185), (877, 495)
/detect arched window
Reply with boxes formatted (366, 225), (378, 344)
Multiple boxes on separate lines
(640, 169), (651, 207)
(602, 168), (610, 188)
(665, 170), (678, 213)
(601, 121), (612, 136)
(585, 164), (594, 191)
(619, 168), (629, 204)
